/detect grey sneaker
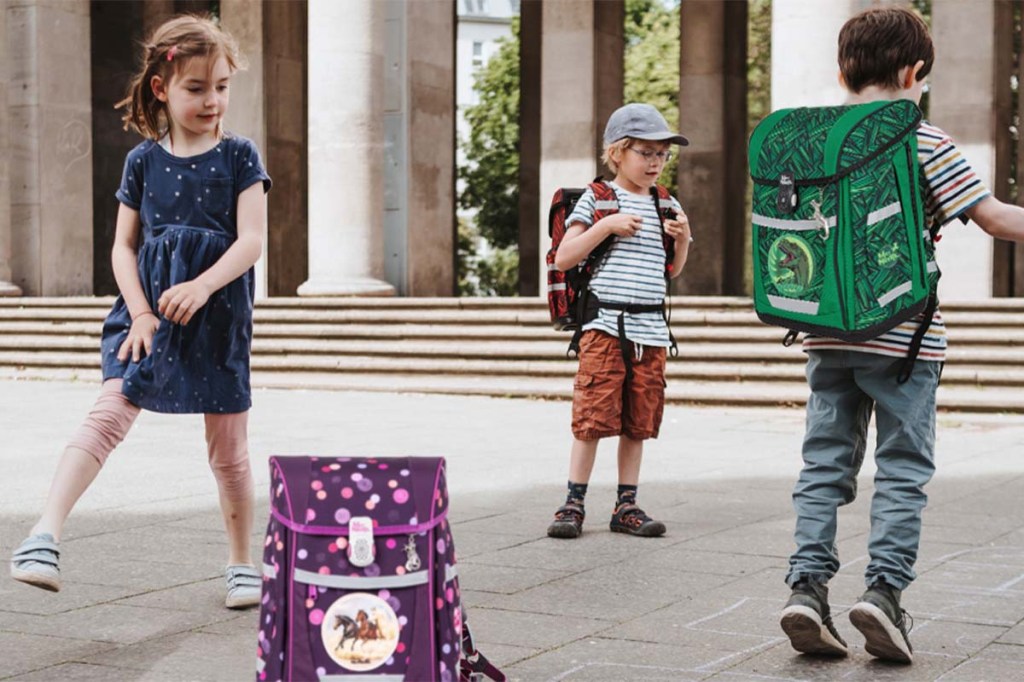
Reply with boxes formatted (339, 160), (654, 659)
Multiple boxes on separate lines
(225, 564), (261, 609)
(10, 533), (61, 593)
(780, 579), (849, 657)
(849, 580), (913, 663)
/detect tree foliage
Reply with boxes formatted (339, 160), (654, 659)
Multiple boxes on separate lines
(624, 0), (680, 194)
(458, 17), (521, 251)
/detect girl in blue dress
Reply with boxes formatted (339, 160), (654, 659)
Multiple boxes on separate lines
(10, 15), (270, 609)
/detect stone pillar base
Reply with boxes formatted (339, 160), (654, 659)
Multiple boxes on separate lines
(297, 277), (396, 297)
(0, 281), (22, 297)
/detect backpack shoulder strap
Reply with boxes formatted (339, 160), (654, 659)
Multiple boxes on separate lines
(588, 177), (619, 226)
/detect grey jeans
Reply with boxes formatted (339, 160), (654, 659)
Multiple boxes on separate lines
(786, 350), (941, 591)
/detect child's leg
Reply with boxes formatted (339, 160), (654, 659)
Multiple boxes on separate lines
(33, 379), (141, 540)
(568, 438), (600, 484)
(788, 351), (872, 586)
(204, 411), (254, 566)
(857, 357), (940, 590)
(616, 436), (642, 486)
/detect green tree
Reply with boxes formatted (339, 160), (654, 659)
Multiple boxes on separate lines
(459, 17), (521, 251)
(624, 0), (680, 194)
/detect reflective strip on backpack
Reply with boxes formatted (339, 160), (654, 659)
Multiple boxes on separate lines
(320, 676), (404, 682)
(767, 295), (820, 315)
(548, 283), (566, 292)
(927, 260), (938, 273)
(294, 567), (430, 590)
(256, 657), (266, 673)
(446, 563), (458, 584)
(262, 562), (277, 579)
(877, 281), (913, 307)
(867, 201), (902, 226)
(752, 213), (837, 231)
(593, 200), (618, 211)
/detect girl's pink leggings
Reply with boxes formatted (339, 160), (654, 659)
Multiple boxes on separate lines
(66, 379), (252, 501)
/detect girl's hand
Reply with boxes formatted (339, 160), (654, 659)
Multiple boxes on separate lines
(117, 312), (160, 363)
(664, 210), (692, 246)
(598, 213), (643, 238)
(158, 280), (212, 325)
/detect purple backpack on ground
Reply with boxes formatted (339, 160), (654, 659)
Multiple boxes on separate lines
(257, 456), (504, 682)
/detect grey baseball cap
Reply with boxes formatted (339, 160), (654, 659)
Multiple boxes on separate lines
(603, 103), (689, 146)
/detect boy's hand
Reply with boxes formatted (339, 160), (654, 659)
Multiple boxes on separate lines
(664, 209), (692, 245)
(117, 312), (160, 363)
(158, 280), (212, 325)
(598, 213), (643, 238)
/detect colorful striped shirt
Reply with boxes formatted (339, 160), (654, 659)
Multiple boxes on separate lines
(802, 122), (991, 361)
(565, 181), (682, 347)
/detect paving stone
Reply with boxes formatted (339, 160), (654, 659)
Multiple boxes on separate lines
(1, 604), (235, 646)
(997, 621), (1024, 646)
(932, 642), (1024, 680)
(7, 662), (148, 682)
(460, 607), (611, 650)
(78, 631), (253, 682)
(0, 579), (140, 617)
(503, 637), (729, 682)
(0, 632), (116, 679)
(456, 561), (571, 595)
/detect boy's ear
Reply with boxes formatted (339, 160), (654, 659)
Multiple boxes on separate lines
(150, 74), (168, 103)
(837, 70), (848, 90)
(903, 60), (926, 89)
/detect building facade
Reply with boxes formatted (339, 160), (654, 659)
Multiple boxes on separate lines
(0, 0), (1019, 300)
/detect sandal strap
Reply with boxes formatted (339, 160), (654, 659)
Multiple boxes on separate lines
(227, 565), (261, 588)
(12, 550), (60, 568)
(13, 539), (60, 558)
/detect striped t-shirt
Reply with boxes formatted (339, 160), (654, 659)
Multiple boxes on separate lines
(802, 122), (991, 361)
(565, 182), (683, 347)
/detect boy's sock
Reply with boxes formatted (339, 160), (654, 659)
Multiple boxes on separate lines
(565, 481), (588, 507)
(616, 484), (638, 507)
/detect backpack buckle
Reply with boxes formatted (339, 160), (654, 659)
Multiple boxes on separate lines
(777, 171), (797, 214)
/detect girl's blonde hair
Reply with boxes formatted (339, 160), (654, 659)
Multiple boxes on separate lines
(116, 14), (244, 140)
(601, 138), (632, 175)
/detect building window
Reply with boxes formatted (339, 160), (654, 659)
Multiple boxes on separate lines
(472, 41), (483, 68)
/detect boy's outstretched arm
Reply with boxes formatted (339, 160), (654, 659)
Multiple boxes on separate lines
(966, 196), (1024, 242)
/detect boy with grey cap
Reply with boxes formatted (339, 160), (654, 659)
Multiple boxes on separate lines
(547, 102), (692, 540)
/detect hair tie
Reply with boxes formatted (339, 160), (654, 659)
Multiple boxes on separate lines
(167, 46), (178, 61)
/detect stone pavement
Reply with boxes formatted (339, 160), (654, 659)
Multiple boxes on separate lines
(1, 379), (1024, 681)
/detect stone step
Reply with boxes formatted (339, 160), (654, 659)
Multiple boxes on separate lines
(3, 350), (1024, 388)
(2, 365), (1021, 413)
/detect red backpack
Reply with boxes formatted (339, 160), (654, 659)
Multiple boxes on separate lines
(545, 178), (678, 369)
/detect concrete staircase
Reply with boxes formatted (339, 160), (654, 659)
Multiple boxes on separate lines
(1, 296), (1023, 412)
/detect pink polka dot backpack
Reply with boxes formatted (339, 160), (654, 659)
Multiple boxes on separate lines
(257, 456), (505, 682)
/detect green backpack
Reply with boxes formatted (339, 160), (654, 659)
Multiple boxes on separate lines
(748, 100), (938, 358)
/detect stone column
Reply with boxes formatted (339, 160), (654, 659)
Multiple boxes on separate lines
(677, 0), (747, 295)
(770, 0), (853, 110)
(382, 0), (455, 296)
(0, 0), (21, 296)
(537, 0), (623, 295)
(929, 0), (996, 299)
(517, 0), (541, 297)
(8, 0), (93, 296)
(220, 0), (268, 299)
(298, 0), (394, 296)
(263, 0), (307, 297)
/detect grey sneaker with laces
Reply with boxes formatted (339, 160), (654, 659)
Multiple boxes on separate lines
(10, 533), (61, 593)
(849, 580), (914, 663)
(225, 564), (262, 609)
(780, 578), (849, 657)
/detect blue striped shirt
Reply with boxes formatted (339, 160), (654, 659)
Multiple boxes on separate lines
(565, 182), (682, 347)
(803, 123), (990, 362)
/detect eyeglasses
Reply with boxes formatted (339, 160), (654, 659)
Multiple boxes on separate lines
(627, 147), (673, 163)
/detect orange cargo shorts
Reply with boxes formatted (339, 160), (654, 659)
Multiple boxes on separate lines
(571, 330), (667, 441)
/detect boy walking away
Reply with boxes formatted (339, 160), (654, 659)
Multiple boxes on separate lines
(768, 8), (1024, 663)
(546, 103), (692, 540)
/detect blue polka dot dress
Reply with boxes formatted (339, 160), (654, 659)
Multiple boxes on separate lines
(100, 134), (271, 414)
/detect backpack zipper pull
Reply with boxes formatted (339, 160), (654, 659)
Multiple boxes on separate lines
(810, 196), (830, 241)
(404, 534), (421, 572)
